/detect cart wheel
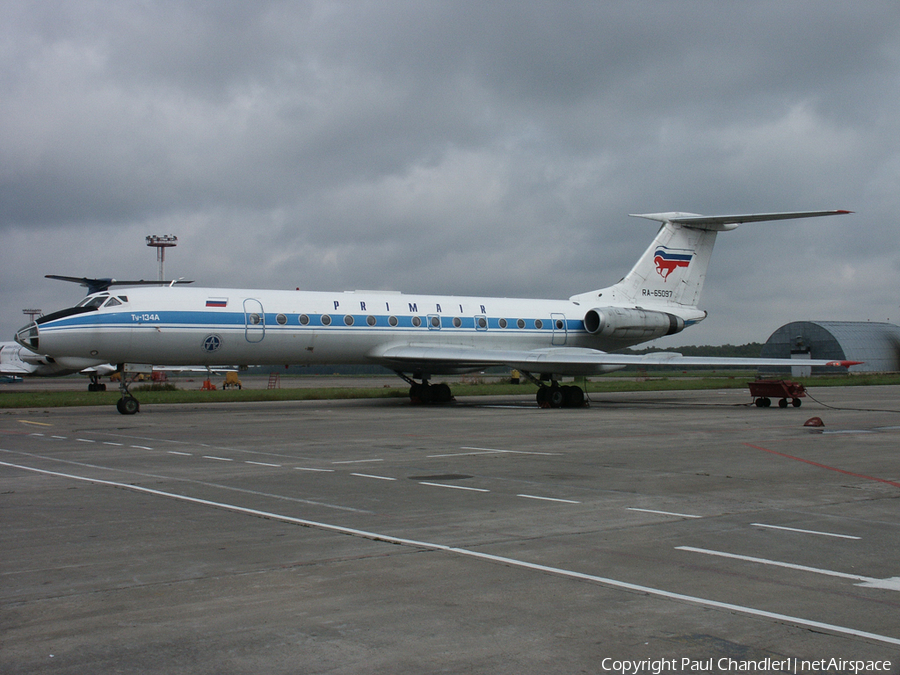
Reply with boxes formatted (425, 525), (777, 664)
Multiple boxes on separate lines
(762, 397), (771, 407)
(754, 398), (765, 407)
(779, 398), (788, 408)
(792, 398), (802, 407)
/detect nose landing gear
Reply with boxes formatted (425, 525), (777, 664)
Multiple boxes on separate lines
(115, 364), (151, 415)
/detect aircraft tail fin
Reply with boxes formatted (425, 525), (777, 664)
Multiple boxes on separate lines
(571, 210), (851, 310)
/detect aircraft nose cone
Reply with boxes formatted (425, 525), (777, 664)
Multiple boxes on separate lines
(15, 322), (39, 351)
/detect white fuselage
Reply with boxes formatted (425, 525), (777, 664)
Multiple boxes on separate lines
(23, 285), (698, 374)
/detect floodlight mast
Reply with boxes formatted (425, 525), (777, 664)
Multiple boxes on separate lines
(146, 235), (177, 282)
(22, 309), (42, 321)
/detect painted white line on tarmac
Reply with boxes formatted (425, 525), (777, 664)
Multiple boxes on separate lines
(518, 494), (580, 504)
(676, 546), (900, 591)
(351, 473), (396, 481)
(751, 523), (861, 539)
(4, 459), (899, 648)
(627, 507), (702, 519)
(460, 446), (561, 456)
(419, 482), (489, 492)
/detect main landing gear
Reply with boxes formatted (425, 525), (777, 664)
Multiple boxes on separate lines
(521, 370), (588, 408)
(535, 383), (586, 408)
(87, 373), (107, 392)
(396, 373), (454, 404)
(395, 370), (588, 408)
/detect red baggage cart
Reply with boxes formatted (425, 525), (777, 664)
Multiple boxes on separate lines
(748, 379), (806, 408)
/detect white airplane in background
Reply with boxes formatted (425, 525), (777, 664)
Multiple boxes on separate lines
(15, 210), (859, 414)
(1, 340), (116, 386)
(0, 341), (232, 391)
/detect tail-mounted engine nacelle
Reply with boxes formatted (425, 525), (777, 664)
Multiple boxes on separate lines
(583, 307), (684, 340)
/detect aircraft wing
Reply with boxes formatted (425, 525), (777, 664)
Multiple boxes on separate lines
(0, 363), (32, 376)
(372, 345), (859, 376)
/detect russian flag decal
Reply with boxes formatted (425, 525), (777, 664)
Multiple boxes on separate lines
(206, 298), (228, 308)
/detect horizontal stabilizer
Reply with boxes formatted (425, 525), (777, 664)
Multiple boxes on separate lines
(629, 210), (852, 231)
(46, 275), (194, 295)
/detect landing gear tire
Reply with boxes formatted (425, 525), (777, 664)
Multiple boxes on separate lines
(548, 387), (564, 409)
(434, 383), (452, 403)
(117, 396), (140, 415)
(563, 385), (585, 408)
(409, 383), (431, 404)
(408, 381), (453, 405)
(537, 384), (585, 408)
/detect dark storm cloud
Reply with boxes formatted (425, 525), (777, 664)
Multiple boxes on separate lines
(2, 1), (899, 344)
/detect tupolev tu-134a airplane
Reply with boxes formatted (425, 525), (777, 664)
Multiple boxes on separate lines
(16, 210), (860, 414)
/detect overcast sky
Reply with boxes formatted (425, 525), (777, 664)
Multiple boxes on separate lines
(3, 1), (899, 349)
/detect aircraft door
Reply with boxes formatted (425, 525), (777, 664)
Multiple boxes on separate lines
(244, 298), (266, 343)
(551, 313), (567, 346)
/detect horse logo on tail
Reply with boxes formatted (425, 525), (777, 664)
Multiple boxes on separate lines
(654, 246), (693, 281)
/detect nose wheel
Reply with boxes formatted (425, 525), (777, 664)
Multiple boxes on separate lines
(115, 364), (145, 414)
(116, 395), (140, 415)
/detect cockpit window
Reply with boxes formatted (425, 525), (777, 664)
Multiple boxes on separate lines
(76, 294), (109, 309)
(104, 297), (122, 308)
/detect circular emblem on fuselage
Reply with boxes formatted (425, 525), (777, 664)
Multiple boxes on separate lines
(202, 334), (222, 353)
